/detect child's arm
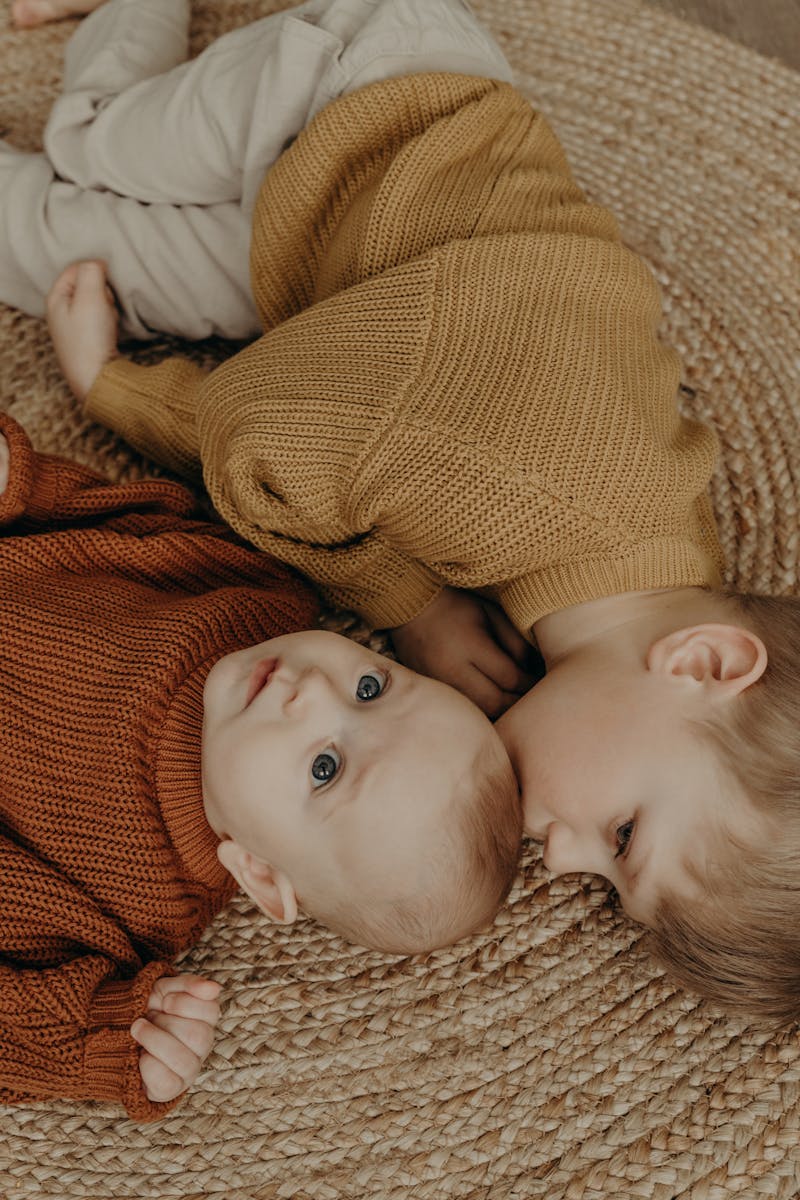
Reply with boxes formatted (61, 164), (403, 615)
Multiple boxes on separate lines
(49, 263), (536, 714)
(0, 409), (117, 526)
(0, 836), (219, 1120)
(0, 960), (219, 1118)
(47, 262), (203, 481)
(0, 410), (197, 530)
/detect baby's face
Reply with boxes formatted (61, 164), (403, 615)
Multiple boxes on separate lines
(201, 629), (497, 907)
(504, 650), (746, 924)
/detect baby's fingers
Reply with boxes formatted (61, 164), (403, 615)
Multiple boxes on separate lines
(136, 1049), (185, 1104)
(131, 1017), (202, 1084)
(158, 989), (221, 1025)
(151, 973), (221, 1000)
(144, 1011), (217, 1060)
(147, 973), (221, 1015)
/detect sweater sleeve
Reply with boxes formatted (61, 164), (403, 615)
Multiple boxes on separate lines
(0, 411), (197, 529)
(205, 238), (722, 631)
(0, 958), (177, 1123)
(197, 264), (449, 628)
(0, 411), (104, 525)
(80, 266), (448, 629)
(0, 833), (180, 1122)
(85, 356), (207, 482)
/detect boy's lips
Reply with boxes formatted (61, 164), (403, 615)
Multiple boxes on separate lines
(245, 658), (279, 707)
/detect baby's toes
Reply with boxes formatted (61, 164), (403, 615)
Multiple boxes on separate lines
(12, 0), (98, 27)
(12, 0), (59, 27)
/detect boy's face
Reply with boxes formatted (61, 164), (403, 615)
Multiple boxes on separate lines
(201, 629), (498, 908)
(502, 651), (741, 924)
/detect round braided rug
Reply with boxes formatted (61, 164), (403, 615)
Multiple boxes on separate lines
(1, 1), (800, 1197)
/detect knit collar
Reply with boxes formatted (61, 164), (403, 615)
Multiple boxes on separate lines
(154, 660), (230, 894)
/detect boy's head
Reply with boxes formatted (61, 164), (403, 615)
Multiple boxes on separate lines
(201, 629), (521, 954)
(508, 585), (800, 1024)
(649, 592), (800, 1026)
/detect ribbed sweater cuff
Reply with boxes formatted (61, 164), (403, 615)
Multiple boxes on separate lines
(501, 539), (724, 631)
(86, 357), (202, 481)
(0, 411), (77, 524)
(0, 412), (38, 522)
(325, 559), (444, 630)
(85, 963), (179, 1122)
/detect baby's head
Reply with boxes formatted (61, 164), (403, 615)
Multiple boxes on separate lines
(514, 587), (800, 1025)
(201, 629), (521, 954)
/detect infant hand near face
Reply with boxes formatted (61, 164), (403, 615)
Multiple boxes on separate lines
(131, 974), (222, 1104)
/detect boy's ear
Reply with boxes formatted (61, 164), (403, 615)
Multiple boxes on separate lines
(216, 840), (299, 925)
(646, 623), (767, 699)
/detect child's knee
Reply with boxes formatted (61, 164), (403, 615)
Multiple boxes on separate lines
(0, 147), (59, 316)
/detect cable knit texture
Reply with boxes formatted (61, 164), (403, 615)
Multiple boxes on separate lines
(87, 72), (723, 630)
(0, 413), (318, 1121)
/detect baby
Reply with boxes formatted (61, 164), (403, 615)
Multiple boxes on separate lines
(8, 0), (800, 1028)
(0, 412), (520, 1122)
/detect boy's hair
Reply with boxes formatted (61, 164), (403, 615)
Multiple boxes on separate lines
(306, 738), (523, 955)
(649, 590), (800, 1026)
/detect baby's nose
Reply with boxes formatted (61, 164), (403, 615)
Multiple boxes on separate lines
(285, 665), (335, 709)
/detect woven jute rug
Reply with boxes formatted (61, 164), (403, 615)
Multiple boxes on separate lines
(1, 1), (799, 1196)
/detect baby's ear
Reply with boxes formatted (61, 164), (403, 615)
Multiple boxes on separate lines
(646, 622), (767, 699)
(216, 840), (299, 924)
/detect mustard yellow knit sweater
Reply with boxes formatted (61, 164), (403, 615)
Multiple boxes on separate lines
(87, 73), (723, 632)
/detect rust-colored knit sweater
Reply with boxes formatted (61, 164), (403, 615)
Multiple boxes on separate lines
(0, 413), (318, 1121)
(87, 73), (723, 631)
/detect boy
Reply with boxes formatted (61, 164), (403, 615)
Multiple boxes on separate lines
(9, 0), (800, 1025)
(0, 411), (521, 1121)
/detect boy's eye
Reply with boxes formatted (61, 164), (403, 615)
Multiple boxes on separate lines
(355, 669), (387, 702)
(614, 819), (635, 858)
(311, 747), (341, 789)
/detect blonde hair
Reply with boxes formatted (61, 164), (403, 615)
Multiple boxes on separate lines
(650, 590), (800, 1025)
(306, 737), (522, 955)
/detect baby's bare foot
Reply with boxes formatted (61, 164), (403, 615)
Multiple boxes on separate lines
(11, 0), (106, 28)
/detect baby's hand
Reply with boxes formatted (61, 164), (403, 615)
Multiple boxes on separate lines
(391, 587), (541, 719)
(132, 974), (222, 1104)
(0, 433), (8, 497)
(46, 261), (119, 403)
(12, 0), (108, 28)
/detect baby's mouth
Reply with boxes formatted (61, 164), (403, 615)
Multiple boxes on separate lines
(245, 657), (279, 707)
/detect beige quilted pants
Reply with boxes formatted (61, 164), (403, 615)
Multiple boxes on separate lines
(0, 0), (511, 338)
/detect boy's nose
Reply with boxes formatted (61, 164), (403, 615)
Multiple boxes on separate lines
(541, 821), (591, 876)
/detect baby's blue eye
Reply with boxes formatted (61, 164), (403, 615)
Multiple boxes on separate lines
(311, 747), (341, 788)
(356, 669), (387, 702)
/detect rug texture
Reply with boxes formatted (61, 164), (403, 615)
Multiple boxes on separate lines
(1, 1), (799, 1197)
